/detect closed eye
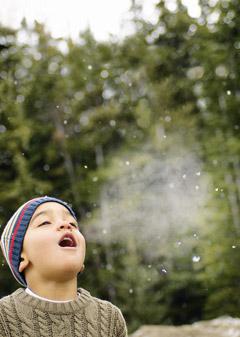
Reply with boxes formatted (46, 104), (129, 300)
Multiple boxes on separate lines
(70, 222), (79, 228)
(38, 221), (51, 227)
(38, 221), (79, 228)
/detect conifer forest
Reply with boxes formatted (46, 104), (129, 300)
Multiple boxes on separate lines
(0, 0), (239, 333)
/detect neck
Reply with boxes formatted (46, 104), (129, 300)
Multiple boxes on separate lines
(26, 277), (78, 301)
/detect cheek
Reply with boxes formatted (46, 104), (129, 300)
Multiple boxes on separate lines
(78, 233), (86, 254)
(23, 231), (86, 262)
(80, 233), (85, 245)
(23, 232), (54, 260)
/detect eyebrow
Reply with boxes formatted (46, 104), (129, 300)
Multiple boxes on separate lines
(30, 208), (74, 225)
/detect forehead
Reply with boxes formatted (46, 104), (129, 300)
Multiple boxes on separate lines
(31, 202), (73, 220)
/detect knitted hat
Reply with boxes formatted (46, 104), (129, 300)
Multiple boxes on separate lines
(0, 196), (77, 287)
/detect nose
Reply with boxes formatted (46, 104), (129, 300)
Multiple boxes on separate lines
(58, 221), (72, 230)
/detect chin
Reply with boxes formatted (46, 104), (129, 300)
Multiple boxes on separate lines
(53, 270), (79, 282)
(48, 264), (81, 279)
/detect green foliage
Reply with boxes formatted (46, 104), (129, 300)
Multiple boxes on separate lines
(0, 0), (240, 332)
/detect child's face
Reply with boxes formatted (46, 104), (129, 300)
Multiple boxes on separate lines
(19, 202), (86, 282)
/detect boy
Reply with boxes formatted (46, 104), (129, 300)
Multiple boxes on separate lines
(0, 196), (128, 337)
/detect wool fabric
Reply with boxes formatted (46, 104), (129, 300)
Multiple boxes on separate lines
(0, 287), (128, 337)
(0, 196), (77, 287)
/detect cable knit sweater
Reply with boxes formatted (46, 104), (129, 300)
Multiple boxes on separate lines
(0, 287), (128, 337)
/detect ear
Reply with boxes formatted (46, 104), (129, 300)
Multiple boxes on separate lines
(18, 252), (29, 273)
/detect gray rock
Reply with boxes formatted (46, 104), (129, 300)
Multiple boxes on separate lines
(130, 316), (240, 337)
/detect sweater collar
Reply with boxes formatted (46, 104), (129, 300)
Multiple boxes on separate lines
(11, 287), (92, 313)
(25, 287), (81, 303)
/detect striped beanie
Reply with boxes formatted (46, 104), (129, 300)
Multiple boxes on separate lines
(0, 196), (77, 287)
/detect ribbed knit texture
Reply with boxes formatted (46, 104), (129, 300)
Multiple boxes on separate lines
(0, 287), (128, 337)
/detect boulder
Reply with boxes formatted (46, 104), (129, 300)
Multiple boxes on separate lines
(130, 316), (240, 337)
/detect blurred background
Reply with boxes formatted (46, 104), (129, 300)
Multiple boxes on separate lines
(0, 0), (239, 334)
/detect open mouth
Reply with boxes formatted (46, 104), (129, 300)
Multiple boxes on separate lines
(58, 233), (77, 248)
